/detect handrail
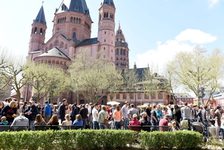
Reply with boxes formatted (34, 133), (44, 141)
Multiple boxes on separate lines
(0, 125), (84, 131)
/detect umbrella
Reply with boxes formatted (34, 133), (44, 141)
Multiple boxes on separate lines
(107, 101), (120, 106)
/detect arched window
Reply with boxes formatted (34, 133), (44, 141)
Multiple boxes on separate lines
(116, 49), (119, 55)
(33, 27), (37, 34)
(104, 12), (109, 18)
(40, 28), (43, 35)
(110, 14), (114, 20)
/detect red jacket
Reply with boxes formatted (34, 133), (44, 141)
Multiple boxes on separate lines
(129, 118), (141, 126)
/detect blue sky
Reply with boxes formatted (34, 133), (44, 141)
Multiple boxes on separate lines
(0, 0), (223, 74)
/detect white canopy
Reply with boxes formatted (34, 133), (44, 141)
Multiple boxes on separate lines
(107, 101), (120, 106)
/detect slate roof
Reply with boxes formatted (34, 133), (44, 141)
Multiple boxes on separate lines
(34, 6), (46, 24)
(76, 38), (99, 47)
(38, 47), (70, 60)
(103, 0), (115, 7)
(128, 68), (147, 81)
(69, 0), (90, 15)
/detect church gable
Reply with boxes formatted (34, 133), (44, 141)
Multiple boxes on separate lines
(44, 33), (74, 55)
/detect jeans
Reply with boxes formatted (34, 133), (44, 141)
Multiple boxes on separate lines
(114, 121), (121, 129)
(29, 120), (34, 130)
(123, 118), (129, 129)
(93, 121), (99, 129)
(99, 123), (106, 129)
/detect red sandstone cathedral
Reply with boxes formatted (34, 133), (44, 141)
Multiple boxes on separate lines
(26, 0), (171, 105)
(28, 0), (129, 70)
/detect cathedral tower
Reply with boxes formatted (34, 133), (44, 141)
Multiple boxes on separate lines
(98, 0), (116, 62)
(29, 5), (47, 54)
(53, 0), (92, 42)
(115, 24), (129, 70)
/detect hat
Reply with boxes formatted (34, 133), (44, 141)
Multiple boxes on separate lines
(133, 114), (138, 118)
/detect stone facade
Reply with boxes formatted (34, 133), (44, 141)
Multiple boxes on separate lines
(28, 0), (128, 69)
(25, 0), (129, 103)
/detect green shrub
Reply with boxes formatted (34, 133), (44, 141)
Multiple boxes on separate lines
(0, 130), (203, 150)
(0, 130), (136, 150)
(140, 130), (203, 150)
(75, 130), (136, 150)
(174, 130), (203, 149)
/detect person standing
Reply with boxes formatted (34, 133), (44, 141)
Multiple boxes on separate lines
(92, 104), (99, 129)
(151, 104), (159, 130)
(58, 99), (67, 124)
(98, 105), (108, 129)
(113, 105), (122, 129)
(180, 102), (192, 130)
(79, 104), (89, 128)
(43, 101), (52, 122)
(24, 100), (39, 130)
(121, 101), (129, 129)
(70, 103), (80, 123)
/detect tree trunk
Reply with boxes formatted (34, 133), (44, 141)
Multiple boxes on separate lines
(16, 91), (21, 108)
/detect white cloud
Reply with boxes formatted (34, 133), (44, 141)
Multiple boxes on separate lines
(176, 29), (217, 44)
(208, 0), (220, 7)
(135, 29), (217, 74)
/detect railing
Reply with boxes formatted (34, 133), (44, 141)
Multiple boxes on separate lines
(0, 125), (84, 132)
(0, 125), (172, 132)
(128, 125), (171, 132)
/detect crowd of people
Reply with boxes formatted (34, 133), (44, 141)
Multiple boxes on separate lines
(0, 97), (223, 137)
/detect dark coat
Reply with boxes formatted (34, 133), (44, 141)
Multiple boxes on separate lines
(58, 104), (66, 121)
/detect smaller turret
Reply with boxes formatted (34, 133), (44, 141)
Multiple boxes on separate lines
(115, 24), (129, 70)
(29, 5), (47, 53)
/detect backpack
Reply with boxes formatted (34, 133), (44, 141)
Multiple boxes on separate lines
(44, 104), (52, 117)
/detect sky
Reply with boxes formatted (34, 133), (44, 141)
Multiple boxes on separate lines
(0, 0), (224, 74)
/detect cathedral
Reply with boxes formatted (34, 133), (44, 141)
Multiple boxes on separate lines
(28, 0), (129, 70)
(26, 0), (171, 105)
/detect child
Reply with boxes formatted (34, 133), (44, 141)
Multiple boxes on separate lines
(0, 116), (9, 125)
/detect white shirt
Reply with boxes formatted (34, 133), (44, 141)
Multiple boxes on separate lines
(62, 120), (72, 126)
(92, 107), (99, 122)
(121, 105), (129, 119)
(11, 115), (29, 127)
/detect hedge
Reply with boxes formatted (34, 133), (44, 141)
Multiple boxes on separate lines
(0, 130), (203, 150)
(0, 130), (136, 150)
(140, 130), (203, 150)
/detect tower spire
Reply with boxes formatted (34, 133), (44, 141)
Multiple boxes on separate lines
(34, 5), (46, 24)
(118, 21), (121, 30)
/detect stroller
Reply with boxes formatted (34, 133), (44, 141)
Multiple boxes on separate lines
(191, 122), (205, 134)
(191, 121), (208, 142)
